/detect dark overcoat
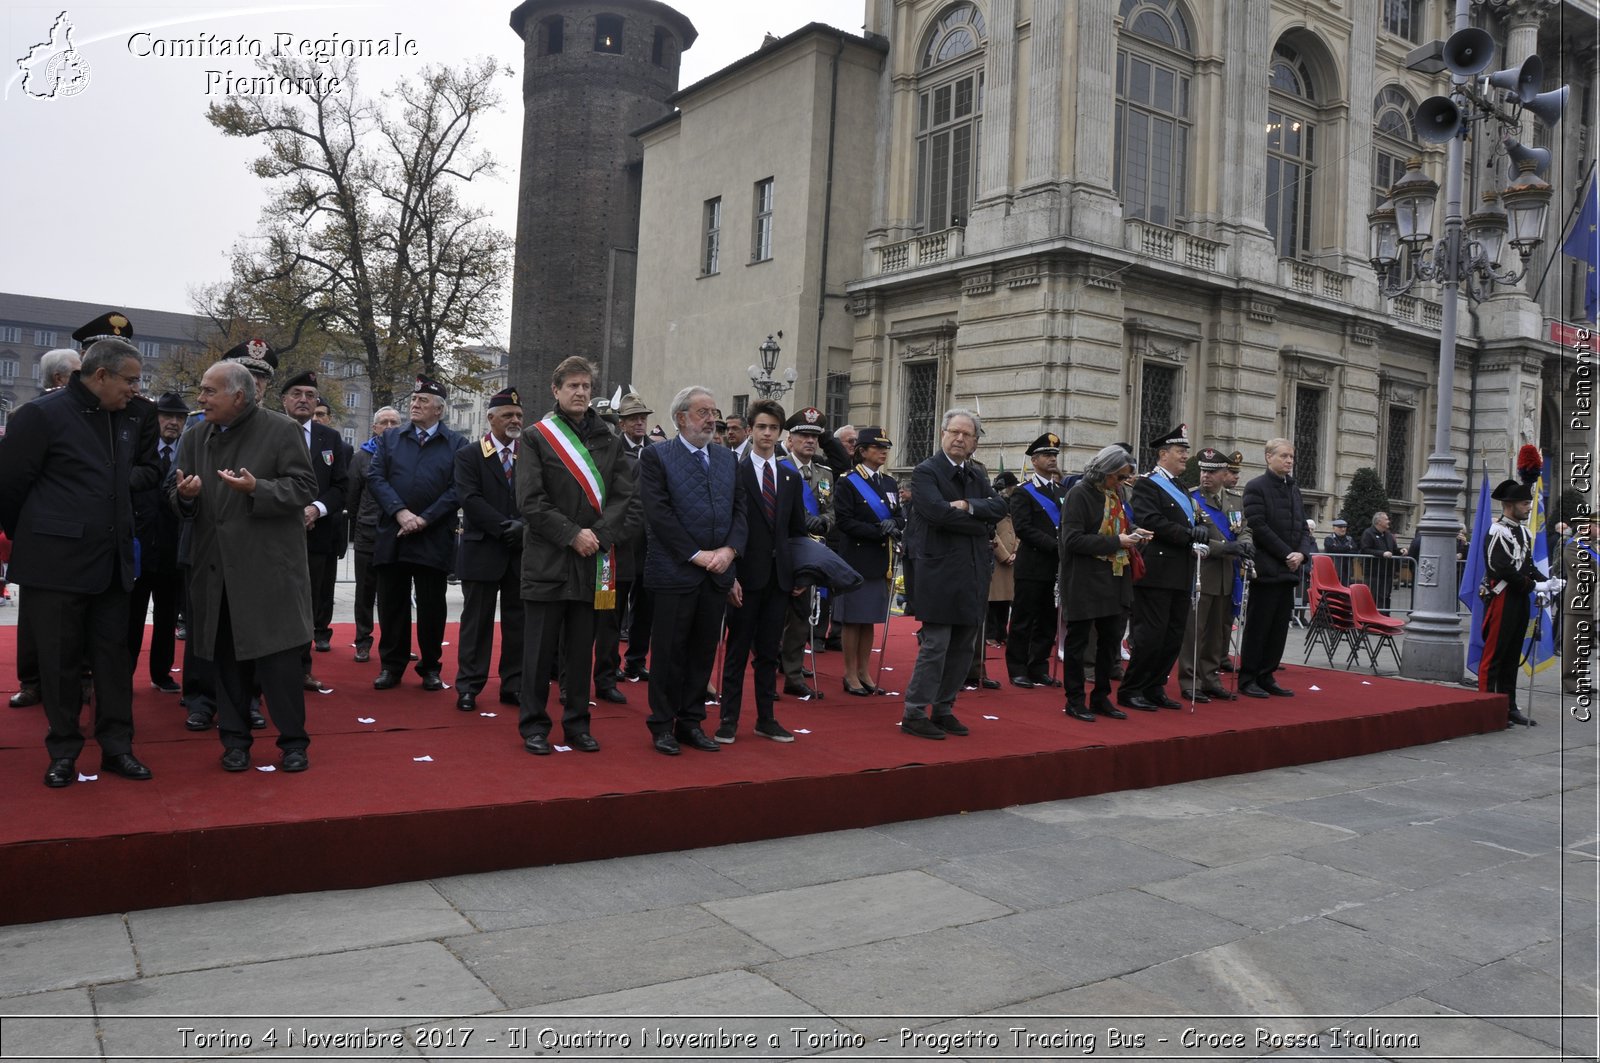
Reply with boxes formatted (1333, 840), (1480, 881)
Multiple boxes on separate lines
(170, 405), (317, 660)
(455, 434), (521, 585)
(638, 437), (747, 593)
(1009, 479), (1063, 582)
(366, 421), (468, 571)
(517, 408), (640, 602)
(1059, 480), (1134, 620)
(906, 454), (1007, 626)
(1243, 471), (1315, 584)
(1129, 469), (1201, 591)
(303, 419), (349, 557)
(834, 467), (901, 582)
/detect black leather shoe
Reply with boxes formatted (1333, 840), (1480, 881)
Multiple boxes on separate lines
(221, 748), (250, 772)
(409, 652), (419, 661)
(373, 670), (401, 690)
(523, 734), (552, 756)
(174, 624), (187, 641)
(1117, 694), (1160, 712)
(900, 716), (946, 740)
(1151, 693), (1184, 710)
(1508, 708), (1538, 726)
(622, 666), (650, 682)
(843, 681), (872, 697)
(101, 752), (152, 780)
(456, 691), (477, 712)
(152, 678), (181, 693)
(980, 677), (1001, 689)
(420, 672), (447, 691)
(933, 714), (969, 736)
(595, 687), (628, 705)
(1032, 675), (1063, 688)
(784, 681), (818, 698)
(10, 686), (41, 708)
(1202, 685), (1238, 701)
(314, 638), (331, 653)
(653, 732), (681, 756)
(1180, 689), (1212, 704)
(1009, 676), (1035, 689)
(1260, 682), (1294, 697)
(248, 708), (268, 730)
(185, 709), (215, 731)
(568, 733), (601, 753)
(677, 727), (720, 752)
(281, 749), (309, 773)
(1064, 703), (1097, 722)
(44, 758), (75, 787)
(1093, 701), (1128, 719)
(353, 648), (371, 663)
(499, 691), (521, 706)
(1239, 683), (1271, 699)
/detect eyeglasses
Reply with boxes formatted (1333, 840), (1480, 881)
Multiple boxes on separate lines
(943, 428), (976, 439)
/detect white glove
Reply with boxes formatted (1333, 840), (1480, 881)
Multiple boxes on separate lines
(1192, 543), (1210, 560)
(1536, 578), (1566, 595)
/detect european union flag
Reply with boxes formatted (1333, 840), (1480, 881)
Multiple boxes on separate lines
(1459, 470), (1491, 675)
(1561, 167), (1599, 323)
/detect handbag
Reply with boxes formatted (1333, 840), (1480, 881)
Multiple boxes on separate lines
(1129, 544), (1147, 582)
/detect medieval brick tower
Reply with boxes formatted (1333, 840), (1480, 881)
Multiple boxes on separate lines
(508, 0), (696, 397)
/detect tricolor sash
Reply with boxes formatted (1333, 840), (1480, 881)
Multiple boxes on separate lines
(1022, 482), (1061, 528)
(533, 414), (616, 609)
(1193, 490), (1245, 614)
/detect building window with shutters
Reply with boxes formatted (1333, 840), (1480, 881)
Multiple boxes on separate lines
(1114, 0), (1195, 228)
(1137, 361), (1179, 472)
(902, 361), (940, 467)
(826, 371), (850, 432)
(1372, 87), (1417, 208)
(1382, 0), (1426, 43)
(731, 394), (749, 419)
(33, 330), (56, 348)
(1384, 404), (1413, 498)
(0, 357), (17, 380)
(1266, 43), (1320, 261)
(1292, 386), (1326, 491)
(702, 197), (722, 276)
(915, 3), (985, 233)
(751, 178), (774, 263)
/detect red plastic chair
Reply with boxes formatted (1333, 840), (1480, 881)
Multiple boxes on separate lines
(1348, 581), (1405, 672)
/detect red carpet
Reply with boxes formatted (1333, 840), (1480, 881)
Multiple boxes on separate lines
(0, 622), (1505, 925)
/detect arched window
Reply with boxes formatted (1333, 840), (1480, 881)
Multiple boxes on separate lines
(594, 14), (623, 54)
(1265, 42), (1319, 259)
(915, 3), (986, 232)
(1115, 0), (1196, 227)
(1372, 86), (1416, 207)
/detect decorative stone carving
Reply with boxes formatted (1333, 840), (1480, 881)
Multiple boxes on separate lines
(961, 269), (995, 297)
(1249, 300), (1277, 323)
(1004, 263), (1040, 289)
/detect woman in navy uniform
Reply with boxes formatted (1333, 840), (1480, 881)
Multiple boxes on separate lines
(831, 428), (901, 695)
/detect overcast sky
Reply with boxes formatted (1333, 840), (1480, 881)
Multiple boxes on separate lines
(0, 0), (867, 328)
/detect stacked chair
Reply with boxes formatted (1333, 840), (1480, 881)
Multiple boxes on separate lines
(1303, 555), (1363, 668)
(1347, 581), (1406, 672)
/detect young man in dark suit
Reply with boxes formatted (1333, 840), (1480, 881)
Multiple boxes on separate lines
(716, 399), (807, 743)
(281, 370), (349, 691)
(1123, 424), (1209, 712)
(453, 388), (526, 712)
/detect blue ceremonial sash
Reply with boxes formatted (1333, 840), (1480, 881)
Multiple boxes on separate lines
(1152, 470), (1195, 523)
(843, 471), (892, 522)
(1194, 490), (1244, 614)
(1566, 535), (1600, 567)
(779, 460), (818, 516)
(1022, 482), (1061, 528)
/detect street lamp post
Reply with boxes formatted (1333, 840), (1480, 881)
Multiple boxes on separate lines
(1368, 1), (1562, 681)
(748, 333), (797, 400)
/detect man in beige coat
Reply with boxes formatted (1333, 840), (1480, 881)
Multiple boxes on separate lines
(172, 361), (318, 772)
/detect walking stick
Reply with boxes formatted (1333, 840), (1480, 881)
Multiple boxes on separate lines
(1188, 545), (1205, 713)
(807, 586), (825, 701)
(872, 544), (901, 692)
(1050, 580), (1064, 685)
(1230, 561), (1254, 699)
(1522, 591), (1548, 726)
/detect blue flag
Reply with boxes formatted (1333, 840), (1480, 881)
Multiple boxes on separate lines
(1561, 166), (1599, 323)
(1523, 476), (1557, 676)
(1459, 470), (1491, 675)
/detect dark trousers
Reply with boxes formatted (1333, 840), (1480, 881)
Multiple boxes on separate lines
(31, 585), (134, 760)
(212, 593), (308, 753)
(1005, 578), (1057, 680)
(903, 622), (978, 721)
(987, 600), (1011, 644)
(14, 593), (38, 688)
(622, 579), (654, 672)
(352, 547), (377, 650)
(780, 587), (816, 684)
(1123, 585), (1192, 698)
(1063, 612), (1122, 704)
(127, 570), (181, 685)
(302, 552), (335, 672)
(375, 562), (448, 674)
(593, 578), (631, 689)
(1239, 580), (1296, 688)
(720, 577), (788, 728)
(1479, 591), (1530, 714)
(646, 582), (724, 736)
(178, 568), (217, 715)
(456, 567), (524, 696)
(518, 598), (595, 741)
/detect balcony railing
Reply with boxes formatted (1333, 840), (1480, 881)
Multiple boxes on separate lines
(1387, 294), (1444, 330)
(1124, 220), (1227, 274)
(1278, 259), (1352, 302)
(873, 227), (965, 275)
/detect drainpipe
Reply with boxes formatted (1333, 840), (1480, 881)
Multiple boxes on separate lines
(813, 35), (844, 409)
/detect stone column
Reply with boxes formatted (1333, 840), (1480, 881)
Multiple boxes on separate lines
(1066, 0), (1122, 245)
(965, 0), (1017, 253)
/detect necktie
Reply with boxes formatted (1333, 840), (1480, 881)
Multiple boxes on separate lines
(698, 448), (710, 474)
(501, 443), (514, 484)
(761, 459), (776, 525)
(416, 427), (428, 446)
(159, 444), (172, 475)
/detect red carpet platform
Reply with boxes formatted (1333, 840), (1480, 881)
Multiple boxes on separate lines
(0, 622), (1506, 925)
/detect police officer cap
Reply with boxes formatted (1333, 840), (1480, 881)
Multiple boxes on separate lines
(1195, 447), (1229, 471)
(223, 339), (278, 379)
(488, 387), (521, 409)
(857, 427), (893, 450)
(154, 392), (190, 415)
(412, 374), (448, 401)
(785, 406), (827, 435)
(72, 311), (133, 346)
(279, 369), (317, 394)
(1490, 479), (1533, 503)
(1148, 423), (1190, 451)
(1026, 432), (1062, 456)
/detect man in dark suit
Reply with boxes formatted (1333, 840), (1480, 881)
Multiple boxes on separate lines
(367, 375), (467, 691)
(717, 399), (807, 744)
(615, 393), (656, 684)
(1239, 438), (1315, 698)
(346, 406), (404, 662)
(900, 408), (1008, 739)
(454, 387), (526, 713)
(1123, 424), (1208, 712)
(638, 385), (749, 755)
(280, 370), (349, 691)
(778, 406), (834, 698)
(0, 335), (160, 787)
(1005, 431), (1065, 688)
(516, 358), (638, 755)
(127, 392), (189, 693)
(312, 394), (353, 646)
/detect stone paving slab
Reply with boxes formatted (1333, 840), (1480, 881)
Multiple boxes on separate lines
(1118, 810), (1354, 868)
(1266, 791), (1441, 834)
(865, 808), (1074, 856)
(1357, 772), (1555, 816)
(1420, 957), (1599, 1054)
(1185, 765), (1373, 807)
(1006, 783), (1243, 831)
(702, 870), (1010, 958)
(964, 889), (1251, 988)
(0, 913), (134, 997)
(430, 851), (749, 932)
(1292, 751), (1452, 787)
(1418, 805), (1571, 856)
(687, 829), (930, 893)
(445, 905), (779, 1007)
(0, 987), (99, 1061)
(1141, 854), (1396, 932)
(928, 836), (1203, 911)
(128, 883), (473, 976)
(1512, 926), (1598, 991)
(1292, 823), (1529, 890)
(1358, 994), (1576, 1062)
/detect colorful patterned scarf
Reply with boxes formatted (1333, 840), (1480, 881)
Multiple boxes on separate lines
(1099, 488), (1130, 576)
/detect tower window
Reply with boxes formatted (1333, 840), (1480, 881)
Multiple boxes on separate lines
(595, 15), (623, 54)
(542, 16), (563, 55)
(652, 27), (669, 66)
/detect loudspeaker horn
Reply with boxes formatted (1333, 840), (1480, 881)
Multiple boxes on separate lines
(1504, 140), (1551, 177)
(1442, 27), (1495, 76)
(1415, 96), (1463, 143)
(1486, 55), (1543, 103)
(1524, 85), (1568, 127)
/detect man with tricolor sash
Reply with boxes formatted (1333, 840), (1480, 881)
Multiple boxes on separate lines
(1005, 432), (1065, 688)
(1178, 446), (1253, 702)
(515, 357), (640, 756)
